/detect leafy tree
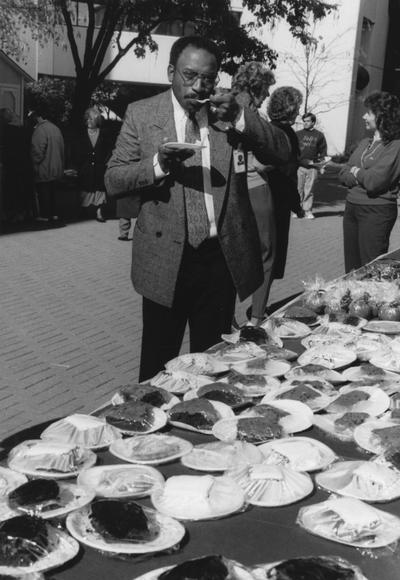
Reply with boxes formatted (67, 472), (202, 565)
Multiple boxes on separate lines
(1, 0), (336, 125)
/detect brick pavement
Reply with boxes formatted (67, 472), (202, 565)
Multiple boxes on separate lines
(2, 192), (400, 442)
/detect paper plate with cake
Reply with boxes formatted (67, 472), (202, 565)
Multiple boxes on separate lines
(212, 414), (289, 445)
(40, 413), (121, 450)
(0, 514), (79, 576)
(284, 364), (345, 384)
(66, 498), (185, 554)
(168, 399), (234, 434)
(341, 362), (399, 382)
(297, 346), (356, 370)
(262, 382), (335, 412)
(354, 419), (400, 454)
(133, 555), (255, 580)
(206, 341), (266, 364)
(8, 440), (96, 479)
(110, 384), (180, 411)
(297, 496), (400, 548)
(149, 370), (212, 395)
(181, 440), (264, 472)
(240, 400), (313, 433)
(262, 318), (311, 339)
(326, 385), (390, 416)
(354, 333), (392, 361)
(100, 401), (167, 435)
(165, 353), (229, 375)
(109, 434), (192, 466)
(259, 437), (336, 472)
(0, 467), (27, 498)
(183, 382), (252, 409)
(230, 358), (291, 378)
(313, 411), (372, 442)
(77, 464), (164, 498)
(219, 371), (281, 398)
(253, 556), (369, 580)
(316, 460), (400, 502)
(151, 474), (245, 520)
(363, 320), (400, 334)
(0, 479), (94, 520)
(227, 463), (313, 507)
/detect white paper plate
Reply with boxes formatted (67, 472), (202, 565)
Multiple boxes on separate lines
(259, 437), (336, 472)
(298, 497), (400, 548)
(0, 524), (79, 576)
(242, 400), (313, 434)
(165, 353), (229, 375)
(262, 384), (335, 412)
(230, 464), (313, 507)
(341, 363), (399, 382)
(181, 441), (264, 472)
(263, 319), (311, 339)
(40, 413), (122, 450)
(0, 482), (94, 520)
(66, 504), (185, 554)
(297, 346), (356, 370)
(151, 475), (245, 520)
(316, 460), (400, 502)
(354, 419), (400, 454)
(164, 141), (205, 150)
(77, 465), (165, 498)
(370, 351), (400, 373)
(0, 467), (27, 497)
(149, 371), (212, 394)
(8, 440), (97, 479)
(364, 320), (400, 334)
(206, 342), (266, 364)
(326, 385), (390, 416)
(109, 434), (193, 466)
(230, 359), (291, 377)
(313, 411), (372, 442)
(169, 400), (234, 434)
(254, 556), (368, 580)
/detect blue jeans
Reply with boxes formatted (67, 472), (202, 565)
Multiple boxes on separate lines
(343, 201), (397, 273)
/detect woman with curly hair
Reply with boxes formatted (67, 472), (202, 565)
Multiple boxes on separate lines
(231, 62), (278, 325)
(340, 91), (400, 272)
(267, 86), (304, 282)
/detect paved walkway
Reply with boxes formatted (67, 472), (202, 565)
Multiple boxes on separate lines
(2, 181), (400, 442)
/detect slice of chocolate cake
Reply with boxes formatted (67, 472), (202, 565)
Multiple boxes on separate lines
(169, 399), (220, 430)
(266, 556), (357, 579)
(8, 478), (60, 511)
(114, 384), (172, 407)
(197, 383), (247, 407)
(276, 385), (320, 403)
(105, 401), (155, 431)
(334, 412), (369, 432)
(237, 416), (282, 443)
(159, 555), (230, 580)
(0, 515), (49, 566)
(90, 498), (159, 543)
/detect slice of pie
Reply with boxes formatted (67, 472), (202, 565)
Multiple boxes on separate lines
(0, 515), (49, 566)
(334, 412), (369, 432)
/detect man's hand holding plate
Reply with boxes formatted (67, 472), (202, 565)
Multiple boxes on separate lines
(158, 140), (195, 173)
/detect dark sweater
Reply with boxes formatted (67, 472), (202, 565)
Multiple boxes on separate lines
(296, 128), (327, 167)
(339, 137), (400, 205)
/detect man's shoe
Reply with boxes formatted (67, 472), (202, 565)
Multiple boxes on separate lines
(305, 211), (315, 219)
(118, 236), (129, 241)
(291, 212), (298, 218)
(96, 216), (106, 223)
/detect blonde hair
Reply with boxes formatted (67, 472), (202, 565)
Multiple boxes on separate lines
(84, 106), (103, 127)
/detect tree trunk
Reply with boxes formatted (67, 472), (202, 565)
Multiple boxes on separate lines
(70, 77), (96, 128)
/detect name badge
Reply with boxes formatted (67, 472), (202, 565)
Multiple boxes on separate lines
(233, 149), (246, 174)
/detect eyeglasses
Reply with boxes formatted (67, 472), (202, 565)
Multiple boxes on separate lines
(175, 68), (219, 88)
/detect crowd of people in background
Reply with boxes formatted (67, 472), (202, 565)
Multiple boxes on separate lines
(2, 34), (400, 350)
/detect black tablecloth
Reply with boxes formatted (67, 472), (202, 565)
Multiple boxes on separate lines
(5, 249), (400, 580)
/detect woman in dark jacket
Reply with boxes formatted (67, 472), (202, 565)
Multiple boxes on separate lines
(73, 107), (114, 222)
(339, 91), (400, 273)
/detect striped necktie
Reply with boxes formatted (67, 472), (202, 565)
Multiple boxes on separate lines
(184, 113), (209, 248)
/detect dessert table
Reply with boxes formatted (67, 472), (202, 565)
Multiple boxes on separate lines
(3, 249), (400, 580)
